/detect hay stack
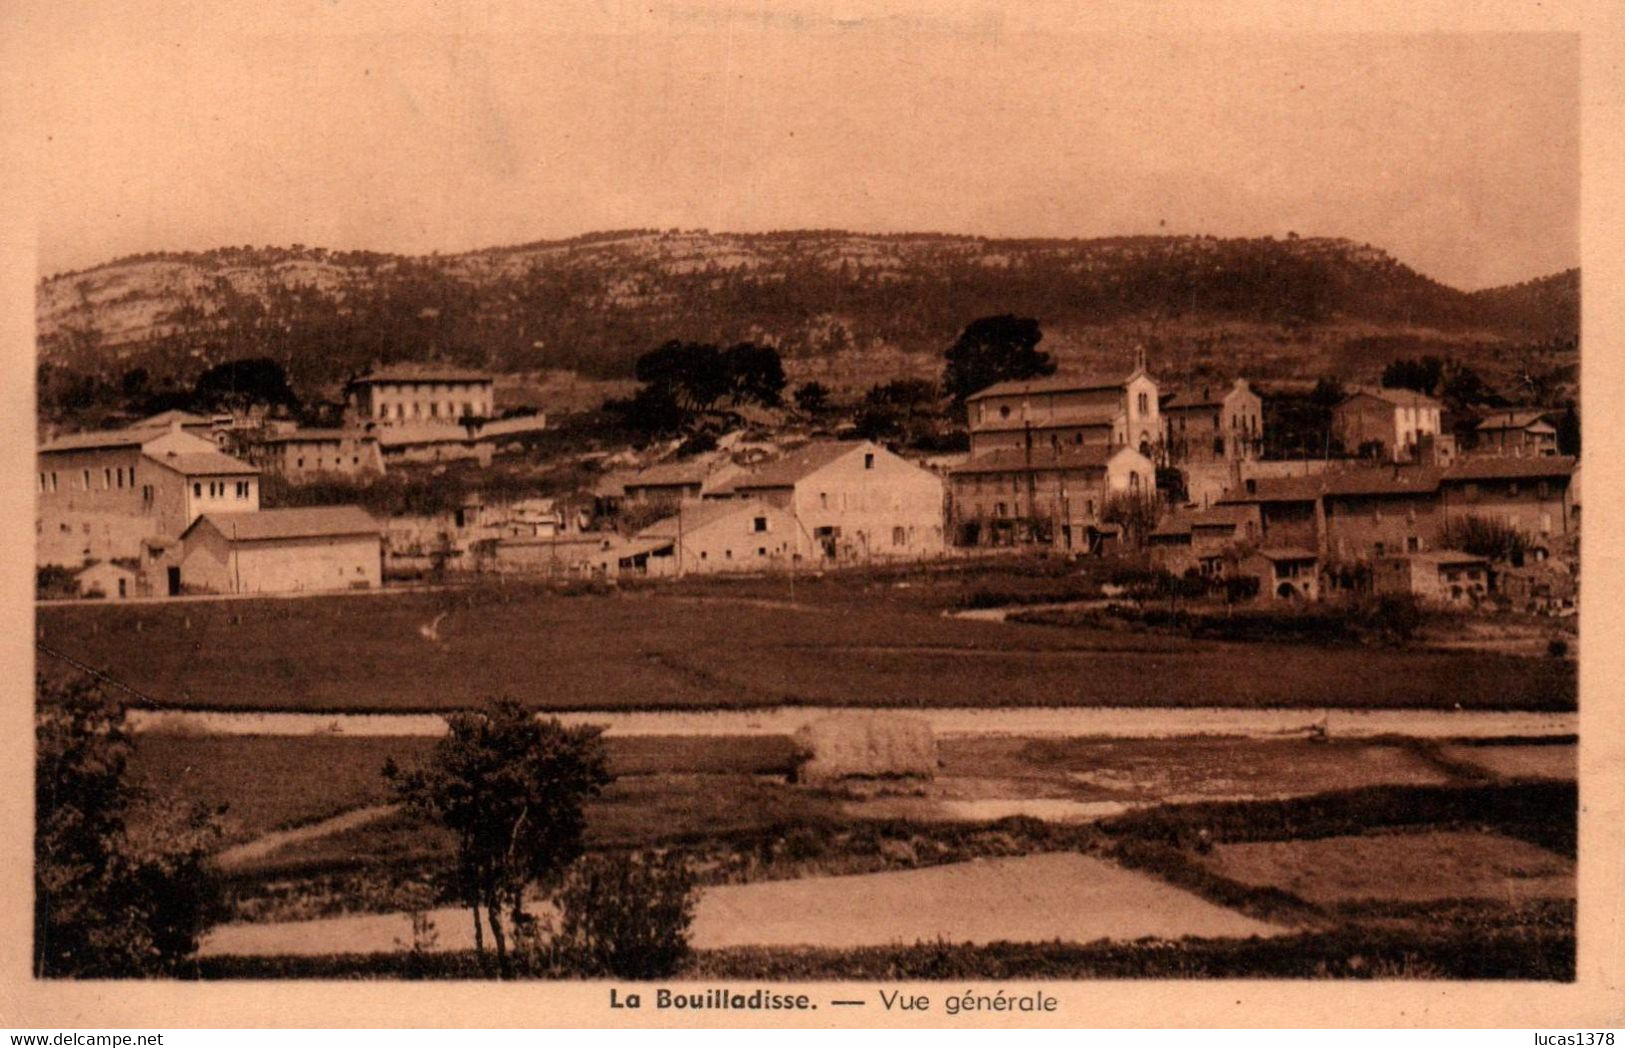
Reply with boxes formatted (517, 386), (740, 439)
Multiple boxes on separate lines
(792, 712), (937, 789)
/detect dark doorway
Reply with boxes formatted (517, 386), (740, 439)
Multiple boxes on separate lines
(167, 566), (181, 596)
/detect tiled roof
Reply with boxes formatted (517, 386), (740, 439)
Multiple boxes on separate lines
(255, 428), (371, 444)
(966, 373), (1135, 401)
(143, 450), (260, 476)
(1396, 550), (1491, 567)
(1163, 382), (1248, 410)
(1321, 468), (1444, 498)
(626, 459), (714, 489)
(949, 444), (1124, 475)
(39, 429), (150, 453)
(1252, 546), (1319, 562)
(1149, 512), (1195, 538)
(1443, 455), (1576, 482)
(347, 363), (492, 385)
(1191, 504), (1256, 527)
(188, 506), (382, 542)
(1342, 386), (1443, 410)
(134, 409), (212, 427)
(1226, 467), (1444, 502)
(1482, 406), (1553, 425)
(732, 442), (865, 489)
(974, 403), (1120, 430)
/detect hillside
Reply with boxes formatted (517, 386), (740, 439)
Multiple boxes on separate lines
(36, 232), (1579, 404)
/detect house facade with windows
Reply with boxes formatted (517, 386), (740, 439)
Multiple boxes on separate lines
(964, 354), (1162, 460)
(248, 429), (385, 480)
(1472, 410), (1559, 457)
(1162, 379), (1263, 464)
(630, 498), (797, 575)
(36, 424), (260, 568)
(728, 441), (946, 561)
(1331, 388), (1443, 462)
(1372, 552), (1491, 606)
(344, 364), (495, 425)
(947, 444), (1154, 551)
(1438, 456), (1577, 541)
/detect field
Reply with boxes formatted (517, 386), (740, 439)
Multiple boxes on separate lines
(193, 780), (1578, 980)
(38, 579), (1576, 712)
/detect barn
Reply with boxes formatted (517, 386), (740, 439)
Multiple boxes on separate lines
(179, 506), (383, 595)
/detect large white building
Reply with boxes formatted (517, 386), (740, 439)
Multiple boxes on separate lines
(728, 441), (946, 561)
(178, 506), (384, 595)
(965, 353), (1162, 460)
(344, 364), (495, 425)
(36, 421), (260, 568)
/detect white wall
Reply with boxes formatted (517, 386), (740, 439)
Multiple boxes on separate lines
(788, 444), (946, 560)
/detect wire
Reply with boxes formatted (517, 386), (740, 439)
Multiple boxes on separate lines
(35, 640), (168, 710)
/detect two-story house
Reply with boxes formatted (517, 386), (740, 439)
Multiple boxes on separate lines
(37, 423), (260, 568)
(728, 441), (946, 561)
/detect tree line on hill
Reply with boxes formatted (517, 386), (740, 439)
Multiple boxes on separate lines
(37, 234), (1578, 399)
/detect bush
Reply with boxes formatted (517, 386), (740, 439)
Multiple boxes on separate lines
(548, 852), (697, 979)
(1348, 593), (1424, 643)
(37, 565), (80, 601)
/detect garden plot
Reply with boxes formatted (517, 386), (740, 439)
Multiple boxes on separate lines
(1197, 831), (1575, 906)
(688, 851), (1287, 949)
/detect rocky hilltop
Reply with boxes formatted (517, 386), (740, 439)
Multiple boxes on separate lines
(37, 231), (1578, 400)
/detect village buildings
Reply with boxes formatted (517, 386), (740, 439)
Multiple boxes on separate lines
(1472, 409), (1560, 457)
(964, 354), (1163, 460)
(947, 444), (1155, 551)
(727, 441), (947, 561)
(1161, 379), (1263, 465)
(37, 422), (261, 568)
(177, 506), (383, 595)
(1330, 387), (1444, 462)
(248, 429), (386, 480)
(630, 498), (798, 576)
(1372, 552), (1491, 606)
(344, 364), (495, 425)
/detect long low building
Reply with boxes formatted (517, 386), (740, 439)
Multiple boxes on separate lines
(178, 506), (383, 595)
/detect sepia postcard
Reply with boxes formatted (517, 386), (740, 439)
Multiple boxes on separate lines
(1, 0), (1622, 1030)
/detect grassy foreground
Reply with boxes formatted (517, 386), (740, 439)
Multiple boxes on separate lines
(190, 781), (1576, 981)
(39, 579), (1575, 712)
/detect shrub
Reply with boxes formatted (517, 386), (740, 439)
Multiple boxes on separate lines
(1444, 515), (1531, 564)
(37, 565), (80, 601)
(548, 852), (697, 979)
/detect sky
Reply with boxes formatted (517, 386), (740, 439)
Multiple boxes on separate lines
(4, 3), (1581, 290)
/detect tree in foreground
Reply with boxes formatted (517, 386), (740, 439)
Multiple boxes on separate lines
(35, 675), (220, 978)
(385, 697), (613, 979)
(942, 314), (1055, 405)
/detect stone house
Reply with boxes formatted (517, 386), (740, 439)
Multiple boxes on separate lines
(1238, 547), (1321, 601)
(964, 353), (1162, 460)
(37, 423), (260, 568)
(1161, 379), (1263, 464)
(1438, 456), (1577, 541)
(1331, 388), (1443, 462)
(248, 428), (386, 480)
(344, 364), (494, 425)
(631, 498), (798, 576)
(1372, 551), (1490, 606)
(948, 444), (1155, 551)
(1472, 410), (1559, 457)
(729, 441), (946, 561)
